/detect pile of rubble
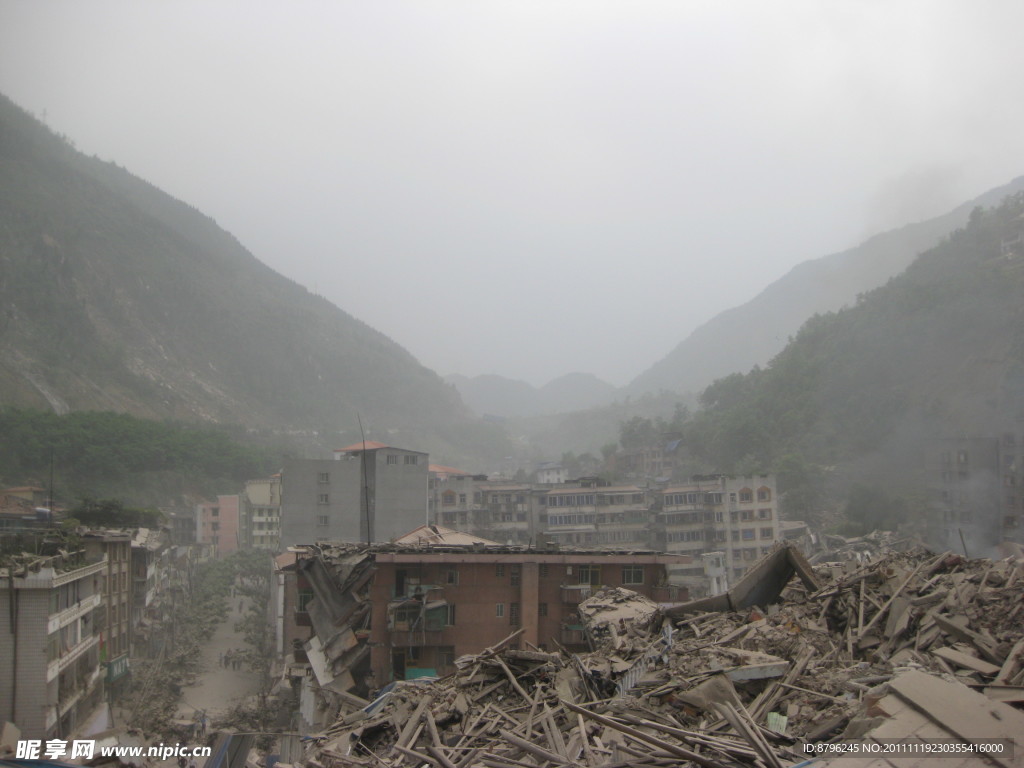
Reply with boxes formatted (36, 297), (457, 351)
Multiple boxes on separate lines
(296, 545), (1024, 767)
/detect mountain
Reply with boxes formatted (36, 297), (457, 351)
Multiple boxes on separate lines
(686, 192), (1024, 500)
(0, 94), (507, 464)
(626, 175), (1024, 397)
(447, 372), (616, 418)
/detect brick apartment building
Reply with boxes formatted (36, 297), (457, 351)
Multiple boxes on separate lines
(274, 536), (689, 731)
(196, 494), (240, 555)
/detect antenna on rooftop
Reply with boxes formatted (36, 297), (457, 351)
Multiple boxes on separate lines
(357, 414), (371, 545)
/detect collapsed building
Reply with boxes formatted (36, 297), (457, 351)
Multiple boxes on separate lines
(271, 530), (692, 732)
(276, 541), (1024, 768)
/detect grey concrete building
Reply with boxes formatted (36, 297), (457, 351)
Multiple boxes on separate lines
(280, 441), (428, 546)
(0, 548), (108, 739)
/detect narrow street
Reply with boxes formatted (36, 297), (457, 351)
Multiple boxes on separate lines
(176, 589), (262, 727)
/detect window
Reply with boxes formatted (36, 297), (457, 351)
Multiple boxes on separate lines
(445, 569), (459, 585)
(495, 603), (505, 618)
(577, 565), (601, 586)
(405, 455), (418, 465)
(742, 529), (755, 540)
(760, 527), (774, 539)
(297, 589), (315, 612)
(211, 507), (219, 517)
(757, 487), (771, 502)
(318, 472), (330, 483)
(539, 563), (548, 577)
(622, 565), (644, 585)
(509, 602), (520, 626)
(758, 508), (773, 520)
(739, 488), (753, 503)
(495, 564), (505, 577)
(510, 565), (521, 586)
(447, 604), (457, 625)
(317, 515), (329, 526)
(211, 522), (219, 531)
(459, 493), (467, 504)
(539, 602), (548, 617)
(442, 491), (456, 507)
(387, 455), (398, 465)
(318, 493), (329, 504)
(731, 530), (740, 541)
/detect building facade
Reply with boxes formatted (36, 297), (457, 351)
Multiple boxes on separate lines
(654, 474), (781, 586)
(929, 435), (1023, 555)
(0, 550), (108, 739)
(242, 475), (282, 550)
(196, 495), (241, 555)
(276, 540), (690, 732)
(280, 442), (428, 546)
(82, 531), (132, 693)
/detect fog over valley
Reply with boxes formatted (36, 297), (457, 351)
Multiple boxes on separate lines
(5, 2), (1024, 387)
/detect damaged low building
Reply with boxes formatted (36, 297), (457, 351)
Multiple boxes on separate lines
(286, 540), (1024, 768)
(273, 531), (691, 732)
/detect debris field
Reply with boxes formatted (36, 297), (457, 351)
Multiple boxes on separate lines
(296, 546), (1024, 768)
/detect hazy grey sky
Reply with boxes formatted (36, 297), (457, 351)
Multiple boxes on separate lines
(4, 1), (1024, 386)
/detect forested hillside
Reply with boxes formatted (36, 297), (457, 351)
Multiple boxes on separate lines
(627, 176), (1024, 398)
(0, 409), (280, 506)
(0, 94), (510, 467)
(684, 195), (1024, 522)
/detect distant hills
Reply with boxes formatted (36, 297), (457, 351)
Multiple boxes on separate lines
(625, 175), (1024, 398)
(0, 94), (508, 466)
(446, 372), (616, 418)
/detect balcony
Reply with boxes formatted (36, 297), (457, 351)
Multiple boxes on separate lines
(48, 592), (102, 634)
(560, 584), (595, 604)
(57, 634), (100, 673)
(58, 666), (102, 717)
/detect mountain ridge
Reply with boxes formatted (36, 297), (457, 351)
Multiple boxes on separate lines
(0, 93), (507, 466)
(626, 175), (1024, 397)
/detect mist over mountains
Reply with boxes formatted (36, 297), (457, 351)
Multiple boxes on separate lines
(4, 87), (1024, 496)
(0, 93), (507, 466)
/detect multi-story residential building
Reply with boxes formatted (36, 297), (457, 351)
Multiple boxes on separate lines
(82, 530), (132, 695)
(241, 475), (282, 550)
(428, 465), (485, 532)
(130, 528), (172, 657)
(617, 437), (684, 479)
(197, 495), (240, 555)
(471, 482), (537, 545)
(654, 474), (781, 586)
(276, 539), (690, 731)
(540, 483), (649, 549)
(535, 462), (568, 484)
(929, 435), (1023, 555)
(280, 442), (428, 546)
(0, 548), (108, 739)
(163, 503), (197, 546)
